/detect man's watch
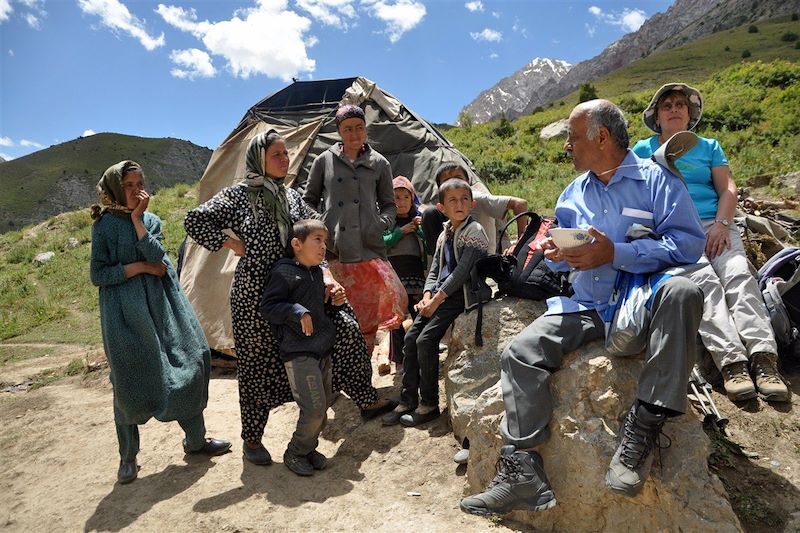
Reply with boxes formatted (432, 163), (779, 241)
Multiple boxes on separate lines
(714, 218), (730, 226)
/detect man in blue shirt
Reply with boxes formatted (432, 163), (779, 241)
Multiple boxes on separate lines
(461, 100), (706, 516)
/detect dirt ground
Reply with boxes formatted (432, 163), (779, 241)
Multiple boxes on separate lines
(0, 337), (798, 532)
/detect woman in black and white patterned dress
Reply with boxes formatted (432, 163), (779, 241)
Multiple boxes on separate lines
(185, 130), (395, 465)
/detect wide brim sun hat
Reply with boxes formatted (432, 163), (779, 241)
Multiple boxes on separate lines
(642, 83), (703, 133)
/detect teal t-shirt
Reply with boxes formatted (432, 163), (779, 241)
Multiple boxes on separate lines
(632, 135), (728, 220)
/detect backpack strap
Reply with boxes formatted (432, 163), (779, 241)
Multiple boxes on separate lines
(496, 210), (542, 255)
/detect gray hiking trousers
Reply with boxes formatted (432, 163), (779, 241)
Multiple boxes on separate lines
(499, 276), (703, 449)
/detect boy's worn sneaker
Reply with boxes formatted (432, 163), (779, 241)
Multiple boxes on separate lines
(307, 450), (328, 470)
(381, 403), (415, 426)
(605, 403), (667, 496)
(117, 460), (138, 484)
(453, 448), (470, 464)
(721, 361), (757, 401)
(243, 442), (272, 465)
(399, 405), (440, 427)
(284, 449), (314, 476)
(750, 352), (790, 402)
(460, 445), (556, 516)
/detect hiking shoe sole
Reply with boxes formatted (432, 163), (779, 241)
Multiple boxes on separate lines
(459, 496), (556, 516)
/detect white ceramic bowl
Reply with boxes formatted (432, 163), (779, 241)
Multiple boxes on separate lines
(549, 227), (592, 249)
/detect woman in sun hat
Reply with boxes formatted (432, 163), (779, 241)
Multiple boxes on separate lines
(633, 83), (789, 403)
(303, 104), (408, 360)
(90, 160), (231, 485)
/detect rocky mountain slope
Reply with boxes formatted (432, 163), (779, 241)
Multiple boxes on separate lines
(517, 0), (798, 117)
(0, 133), (211, 233)
(459, 58), (571, 124)
(460, 0), (798, 123)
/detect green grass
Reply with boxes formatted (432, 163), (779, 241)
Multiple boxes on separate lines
(0, 344), (58, 366)
(0, 183), (196, 344)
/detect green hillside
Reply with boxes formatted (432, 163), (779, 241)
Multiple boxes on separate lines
(448, 16), (800, 213)
(0, 133), (211, 233)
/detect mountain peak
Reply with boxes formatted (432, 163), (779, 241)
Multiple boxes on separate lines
(458, 57), (572, 124)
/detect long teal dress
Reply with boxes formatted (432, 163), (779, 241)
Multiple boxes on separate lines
(90, 211), (211, 425)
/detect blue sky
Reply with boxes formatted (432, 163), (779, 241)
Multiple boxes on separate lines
(0, 0), (673, 160)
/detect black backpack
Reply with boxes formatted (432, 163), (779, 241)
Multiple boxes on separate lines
(472, 211), (572, 345)
(758, 246), (800, 362)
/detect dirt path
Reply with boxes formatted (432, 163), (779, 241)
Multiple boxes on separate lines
(0, 340), (512, 533)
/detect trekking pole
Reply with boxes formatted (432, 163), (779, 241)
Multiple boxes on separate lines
(690, 366), (730, 437)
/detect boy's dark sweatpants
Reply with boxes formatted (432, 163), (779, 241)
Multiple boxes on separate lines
(284, 355), (333, 456)
(401, 290), (465, 408)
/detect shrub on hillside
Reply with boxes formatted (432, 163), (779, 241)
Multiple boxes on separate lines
(578, 83), (598, 103)
(702, 103), (763, 132)
(618, 94), (649, 114)
(492, 115), (515, 139)
(742, 49), (752, 58)
(781, 32), (799, 42)
(748, 25), (758, 33)
(476, 156), (521, 183)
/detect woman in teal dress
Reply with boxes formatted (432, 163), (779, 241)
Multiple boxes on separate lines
(90, 160), (231, 484)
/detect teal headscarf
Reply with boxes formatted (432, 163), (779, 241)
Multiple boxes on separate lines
(239, 130), (291, 245)
(91, 160), (142, 220)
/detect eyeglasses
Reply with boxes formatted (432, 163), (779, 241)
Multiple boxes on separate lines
(658, 101), (687, 112)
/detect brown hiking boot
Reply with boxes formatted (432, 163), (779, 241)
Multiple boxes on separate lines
(721, 361), (757, 401)
(750, 352), (790, 402)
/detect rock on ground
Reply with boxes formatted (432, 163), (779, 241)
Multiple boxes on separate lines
(445, 296), (742, 532)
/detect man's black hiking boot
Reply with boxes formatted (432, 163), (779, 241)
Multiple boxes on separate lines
(605, 402), (668, 496)
(460, 445), (556, 516)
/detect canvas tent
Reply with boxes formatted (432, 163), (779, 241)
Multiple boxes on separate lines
(181, 76), (490, 353)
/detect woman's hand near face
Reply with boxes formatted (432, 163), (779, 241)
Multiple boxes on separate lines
(401, 221), (417, 234)
(705, 223), (731, 259)
(224, 238), (246, 257)
(131, 190), (150, 218)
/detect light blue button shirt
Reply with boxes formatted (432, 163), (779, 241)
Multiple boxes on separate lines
(545, 151), (706, 315)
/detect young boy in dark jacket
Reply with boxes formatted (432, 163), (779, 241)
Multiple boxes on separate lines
(383, 179), (491, 427)
(260, 219), (336, 476)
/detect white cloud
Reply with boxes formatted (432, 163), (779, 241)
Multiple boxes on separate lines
(24, 12), (39, 28)
(157, 1), (315, 81)
(0, 0), (12, 23)
(465, 1), (483, 13)
(20, 139), (43, 148)
(169, 48), (216, 79)
(82, 129), (97, 137)
(0, 153), (14, 161)
(470, 28), (501, 42)
(588, 5), (647, 33)
(512, 18), (527, 38)
(305, 35), (319, 48)
(296, 0), (356, 29)
(0, 136), (13, 146)
(78, 0), (165, 51)
(8, 49), (13, 56)
(489, 52), (498, 59)
(362, 0), (426, 43)
(491, 11), (499, 18)
(585, 23), (595, 38)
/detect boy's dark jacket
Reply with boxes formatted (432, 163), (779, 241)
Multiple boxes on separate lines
(259, 258), (337, 361)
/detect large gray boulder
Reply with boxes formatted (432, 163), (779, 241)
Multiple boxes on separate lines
(445, 296), (741, 532)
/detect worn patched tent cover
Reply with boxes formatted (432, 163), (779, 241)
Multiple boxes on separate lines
(181, 76), (488, 353)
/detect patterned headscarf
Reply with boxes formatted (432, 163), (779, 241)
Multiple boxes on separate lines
(335, 104), (366, 127)
(91, 160), (142, 220)
(239, 129), (292, 245)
